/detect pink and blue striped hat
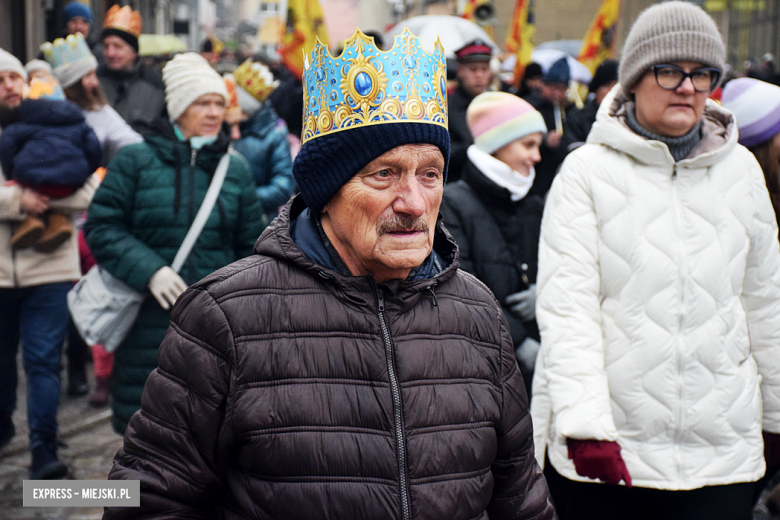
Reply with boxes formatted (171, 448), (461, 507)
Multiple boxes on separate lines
(467, 91), (546, 154)
(722, 78), (780, 148)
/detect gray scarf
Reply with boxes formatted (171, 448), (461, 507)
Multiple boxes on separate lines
(626, 108), (703, 162)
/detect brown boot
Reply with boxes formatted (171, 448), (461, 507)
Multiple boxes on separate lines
(88, 377), (110, 407)
(34, 213), (72, 253)
(11, 215), (45, 249)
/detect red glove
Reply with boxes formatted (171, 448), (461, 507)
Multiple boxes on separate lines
(764, 431), (780, 469)
(567, 438), (632, 487)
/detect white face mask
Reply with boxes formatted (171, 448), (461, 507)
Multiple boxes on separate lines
(467, 145), (535, 201)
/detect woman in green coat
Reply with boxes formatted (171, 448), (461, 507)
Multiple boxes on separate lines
(84, 53), (265, 433)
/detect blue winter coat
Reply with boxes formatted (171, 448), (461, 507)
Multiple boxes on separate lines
(0, 99), (101, 189)
(234, 104), (294, 220)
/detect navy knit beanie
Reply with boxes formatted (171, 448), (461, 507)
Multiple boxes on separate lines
(293, 122), (450, 215)
(545, 57), (570, 85)
(64, 2), (92, 25)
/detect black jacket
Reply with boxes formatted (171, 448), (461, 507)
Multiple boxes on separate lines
(447, 84), (475, 183)
(440, 159), (543, 350)
(105, 194), (554, 520)
(560, 97), (600, 153)
(97, 60), (166, 135)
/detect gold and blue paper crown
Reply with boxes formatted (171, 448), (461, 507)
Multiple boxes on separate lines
(301, 28), (448, 145)
(41, 33), (92, 70)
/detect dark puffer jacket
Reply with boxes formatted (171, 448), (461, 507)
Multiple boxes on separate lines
(105, 195), (554, 520)
(0, 99), (101, 189)
(441, 159), (543, 350)
(84, 123), (265, 433)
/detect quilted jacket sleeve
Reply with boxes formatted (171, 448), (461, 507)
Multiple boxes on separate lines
(536, 153), (619, 442)
(255, 126), (295, 213)
(105, 286), (234, 519)
(741, 159), (780, 434)
(83, 146), (168, 292)
(487, 303), (554, 520)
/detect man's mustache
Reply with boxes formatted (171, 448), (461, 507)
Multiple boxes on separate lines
(378, 216), (429, 235)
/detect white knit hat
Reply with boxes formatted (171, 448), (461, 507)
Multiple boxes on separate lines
(162, 52), (227, 122)
(25, 59), (53, 76)
(0, 49), (27, 82)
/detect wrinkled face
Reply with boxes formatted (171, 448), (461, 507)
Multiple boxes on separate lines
(457, 61), (492, 97)
(103, 35), (137, 71)
(0, 70), (25, 109)
(177, 93), (226, 139)
(631, 61), (710, 137)
(321, 144), (445, 283)
(492, 132), (543, 176)
(66, 16), (90, 37)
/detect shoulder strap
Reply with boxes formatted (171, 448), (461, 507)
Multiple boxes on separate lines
(171, 149), (231, 273)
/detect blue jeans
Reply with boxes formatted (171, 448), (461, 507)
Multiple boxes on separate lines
(0, 283), (71, 450)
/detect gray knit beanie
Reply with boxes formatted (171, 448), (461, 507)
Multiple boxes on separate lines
(619, 1), (725, 91)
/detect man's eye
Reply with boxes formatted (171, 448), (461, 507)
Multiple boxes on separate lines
(424, 170), (438, 178)
(376, 170), (390, 178)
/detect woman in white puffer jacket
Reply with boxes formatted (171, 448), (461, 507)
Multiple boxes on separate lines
(532, 3), (780, 519)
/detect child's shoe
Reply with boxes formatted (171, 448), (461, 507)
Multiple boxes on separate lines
(11, 215), (44, 249)
(34, 213), (72, 253)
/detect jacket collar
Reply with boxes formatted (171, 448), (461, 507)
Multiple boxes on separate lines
(255, 195), (460, 309)
(588, 85), (738, 168)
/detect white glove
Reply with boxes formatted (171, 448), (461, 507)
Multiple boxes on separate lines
(506, 284), (537, 322)
(148, 266), (187, 310)
(515, 337), (541, 373)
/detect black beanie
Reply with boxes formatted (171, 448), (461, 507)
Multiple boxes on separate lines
(101, 27), (139, 53)
(293, 122), (451, 215)
(589, 59), (619, 94)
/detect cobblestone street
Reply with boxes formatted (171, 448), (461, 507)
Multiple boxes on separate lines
(0, 357), (123, 520)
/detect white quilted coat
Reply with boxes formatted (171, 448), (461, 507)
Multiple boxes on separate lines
(531, 86), (780, 491)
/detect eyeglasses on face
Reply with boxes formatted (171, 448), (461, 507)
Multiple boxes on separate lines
(652, 64), (721, 92)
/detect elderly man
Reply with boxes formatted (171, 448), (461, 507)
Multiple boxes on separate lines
(0, 49), (98, 478)
(97, 5), (165, 134)
(105, 29), (553, 520)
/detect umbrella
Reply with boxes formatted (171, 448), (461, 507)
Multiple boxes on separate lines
(535, 39), (583, 57)
(385, 15), (500, 58)
(138, 34), (186, 57)
(530, 49), (592, 84)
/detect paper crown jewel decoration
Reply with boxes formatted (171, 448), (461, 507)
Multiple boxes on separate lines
(103, 5), (142, 37)
(301, 27), (448, 145)
(41, 33), (92, 70)
(233, 59), (280, 103)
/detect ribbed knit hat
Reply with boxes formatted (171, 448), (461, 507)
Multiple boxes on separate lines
(619, 1), (725, 91)
(0, 49), (27, 82)
(162, 52), (228, 123)
(292, 123), (450, 215)
(25, 59), (52, 76)
(467, 92), (546, 154)
(722, 78), (780, 148)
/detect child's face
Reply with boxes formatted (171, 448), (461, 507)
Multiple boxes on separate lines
(28, 70), (51, 82)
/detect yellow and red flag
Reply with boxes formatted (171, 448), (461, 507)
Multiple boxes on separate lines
(578, 0), (620, 74)
(279, 0), (329, 80)
(505, 0), (536, 88)
(461, 0), (481, 20)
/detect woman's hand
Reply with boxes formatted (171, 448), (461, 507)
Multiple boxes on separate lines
(567, 438), (632, 487)
(148, 266), (188, 310)
(20, 188), (49, 215)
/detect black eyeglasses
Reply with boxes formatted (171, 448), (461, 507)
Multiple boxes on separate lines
(652, 64), (721, 92)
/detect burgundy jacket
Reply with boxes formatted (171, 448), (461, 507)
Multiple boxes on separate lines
(105, 196), (554, 520)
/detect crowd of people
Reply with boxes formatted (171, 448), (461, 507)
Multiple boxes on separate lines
(0, 1), (778, 519)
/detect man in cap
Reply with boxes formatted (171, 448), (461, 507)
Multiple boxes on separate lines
(448, 39), (493, 181)
(0, 48), (99, 479)
(97, 5), (165, 134)
(62, 1), (102, 58)
(104, 29), (553, 520)
(525, 57), (575, 198)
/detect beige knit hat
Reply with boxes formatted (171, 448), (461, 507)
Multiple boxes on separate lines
(162, 52), (227, 122)
(619, 1), (725, 91)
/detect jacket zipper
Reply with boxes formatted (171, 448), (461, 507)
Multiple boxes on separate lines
(376, 286), (411, 520)
(671, 164), (686, 484)
(187, 148), (197, 281)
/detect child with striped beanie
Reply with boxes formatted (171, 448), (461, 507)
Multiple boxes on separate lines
(722, 77), (780, 226)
